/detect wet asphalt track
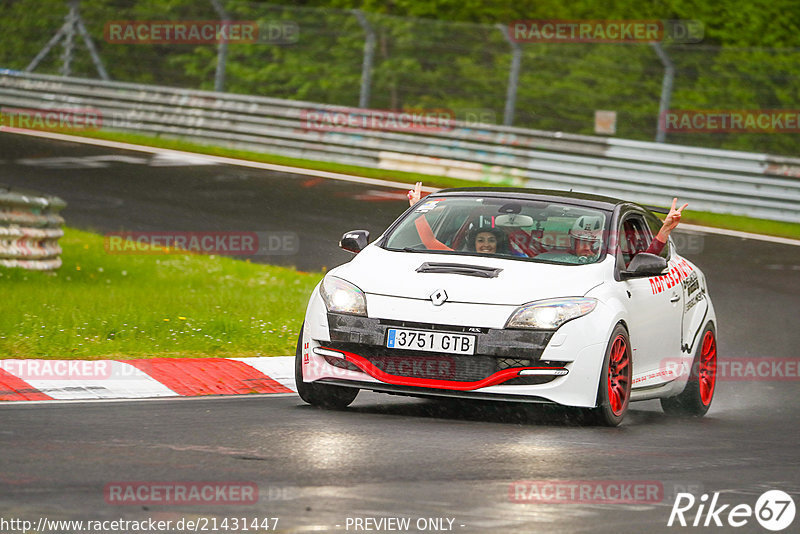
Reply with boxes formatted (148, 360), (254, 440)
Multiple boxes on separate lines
(1, 131), (799, 533)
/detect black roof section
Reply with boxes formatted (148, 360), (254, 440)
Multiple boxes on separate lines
(432, 187), (627, 210)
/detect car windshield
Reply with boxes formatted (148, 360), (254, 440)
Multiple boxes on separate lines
(382, 196), (611, 265)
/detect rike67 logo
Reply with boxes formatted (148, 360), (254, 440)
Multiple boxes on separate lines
(668, 490), (795, 531)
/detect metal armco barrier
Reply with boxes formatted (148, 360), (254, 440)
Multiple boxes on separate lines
(0, 185), (66, 270)
(2, 70), (800, 222)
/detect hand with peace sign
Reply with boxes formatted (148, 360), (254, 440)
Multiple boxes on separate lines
(655, 197), (688, 243)
(407, 181), (422, 206)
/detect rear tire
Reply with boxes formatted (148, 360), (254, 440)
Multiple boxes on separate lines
(294, 325), (359, 409)
(587, 324), (632, 426)
(661, 323), (716, 416)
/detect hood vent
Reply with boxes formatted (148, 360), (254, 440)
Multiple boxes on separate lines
(415, 262), (503, 278)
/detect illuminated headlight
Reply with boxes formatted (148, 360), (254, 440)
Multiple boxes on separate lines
(320, 276), (367, 316)
(505, 297), (597, 330)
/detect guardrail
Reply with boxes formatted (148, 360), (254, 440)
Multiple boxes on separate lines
(2, 70), (800, 223)
(0, 185), (66, 270)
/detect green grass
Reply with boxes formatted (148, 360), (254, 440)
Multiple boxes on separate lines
(0, 228), (323, 359)
(73, 129), (800, 240)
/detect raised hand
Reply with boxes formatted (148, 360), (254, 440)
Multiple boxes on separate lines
(407, 181), (422, 206)
(663, 197), (688, 232)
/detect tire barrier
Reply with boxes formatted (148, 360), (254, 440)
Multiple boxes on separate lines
(0, 186), (65, 270)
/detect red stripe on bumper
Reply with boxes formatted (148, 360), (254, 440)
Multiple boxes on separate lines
(0, 368), (53, 401)
(322, 347), (550, 391)
(122, 358), (292, 396)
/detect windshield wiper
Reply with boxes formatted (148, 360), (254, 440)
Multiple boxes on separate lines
(415, 262), (503, 278)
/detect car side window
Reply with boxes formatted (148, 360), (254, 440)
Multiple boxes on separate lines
(619, 214), (650, 269)
(645, 212), (670, 259)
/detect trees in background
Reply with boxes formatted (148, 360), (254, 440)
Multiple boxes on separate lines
(1, 0), (798, 155)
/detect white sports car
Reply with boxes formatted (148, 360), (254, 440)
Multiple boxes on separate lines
(296, 188), (717, 425)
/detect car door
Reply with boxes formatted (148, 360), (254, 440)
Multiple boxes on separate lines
(643, 213), (710, 355)
(616, 211), (683, 381)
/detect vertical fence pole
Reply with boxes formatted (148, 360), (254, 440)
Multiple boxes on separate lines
(652, 42), (674, 143)
(353, 10), (375, 109)
(27, 0), (108, 79)
(74, 1), (110, 80)
(60, 0), (78, 77)
(497, 24), (521, 127)
(211, 0), (229, 92)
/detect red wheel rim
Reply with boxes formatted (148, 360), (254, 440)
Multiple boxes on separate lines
(698, 331), (717, 406)
(607, 335), (630, 416)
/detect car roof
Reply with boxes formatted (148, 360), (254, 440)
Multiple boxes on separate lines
(431, 187), (626, 211)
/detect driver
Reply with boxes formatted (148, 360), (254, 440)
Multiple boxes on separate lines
(535, 216), (604, 264)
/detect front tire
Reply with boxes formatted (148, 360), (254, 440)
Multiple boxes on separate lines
(587, 324), (632, 426)
(661, 323), (717, 416)
(294, 325), (359, 409)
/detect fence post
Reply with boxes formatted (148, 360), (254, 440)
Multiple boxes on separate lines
(497, 24), (521, 127)
(353, 9), (375, 109)
(74, 0), (110, 80)
(59, 0), (79, 77)
(26, 0), (109, 80)
(211, 0), (229, 92)
(652, 42), (674, 143)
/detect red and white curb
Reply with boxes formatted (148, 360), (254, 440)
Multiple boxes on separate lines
(0, 357), (296, 401)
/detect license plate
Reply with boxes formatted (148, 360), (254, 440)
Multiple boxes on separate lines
(386, 328), (476, 355)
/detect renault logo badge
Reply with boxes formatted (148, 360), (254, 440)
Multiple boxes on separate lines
(430, 289), (448, 306)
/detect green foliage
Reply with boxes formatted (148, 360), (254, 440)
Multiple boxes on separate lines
(0, 0), (798, 155)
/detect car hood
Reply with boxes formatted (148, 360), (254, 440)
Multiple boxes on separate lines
(329, 245), (608, 306)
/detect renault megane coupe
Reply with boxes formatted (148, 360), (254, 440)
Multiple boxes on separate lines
(295, 188), (717, 426)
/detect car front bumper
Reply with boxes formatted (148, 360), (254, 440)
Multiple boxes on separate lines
(300, 289), (612, 408)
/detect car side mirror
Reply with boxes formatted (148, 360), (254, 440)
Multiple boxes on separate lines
(339, 229), (370, 254)
(620, 252), (668, 278)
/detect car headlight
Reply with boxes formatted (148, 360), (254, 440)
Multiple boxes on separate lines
(505, 297), (597, 330)
(320, 276), (367, 316)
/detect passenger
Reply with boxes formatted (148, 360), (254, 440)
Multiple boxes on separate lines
(647, 198), (688, 255)
(466, 227), (510, 255)
(473, 230), (499, 254)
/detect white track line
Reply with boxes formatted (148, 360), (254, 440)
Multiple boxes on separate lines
(5, 128), (798, 247)
(679, 223), (800, 247)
